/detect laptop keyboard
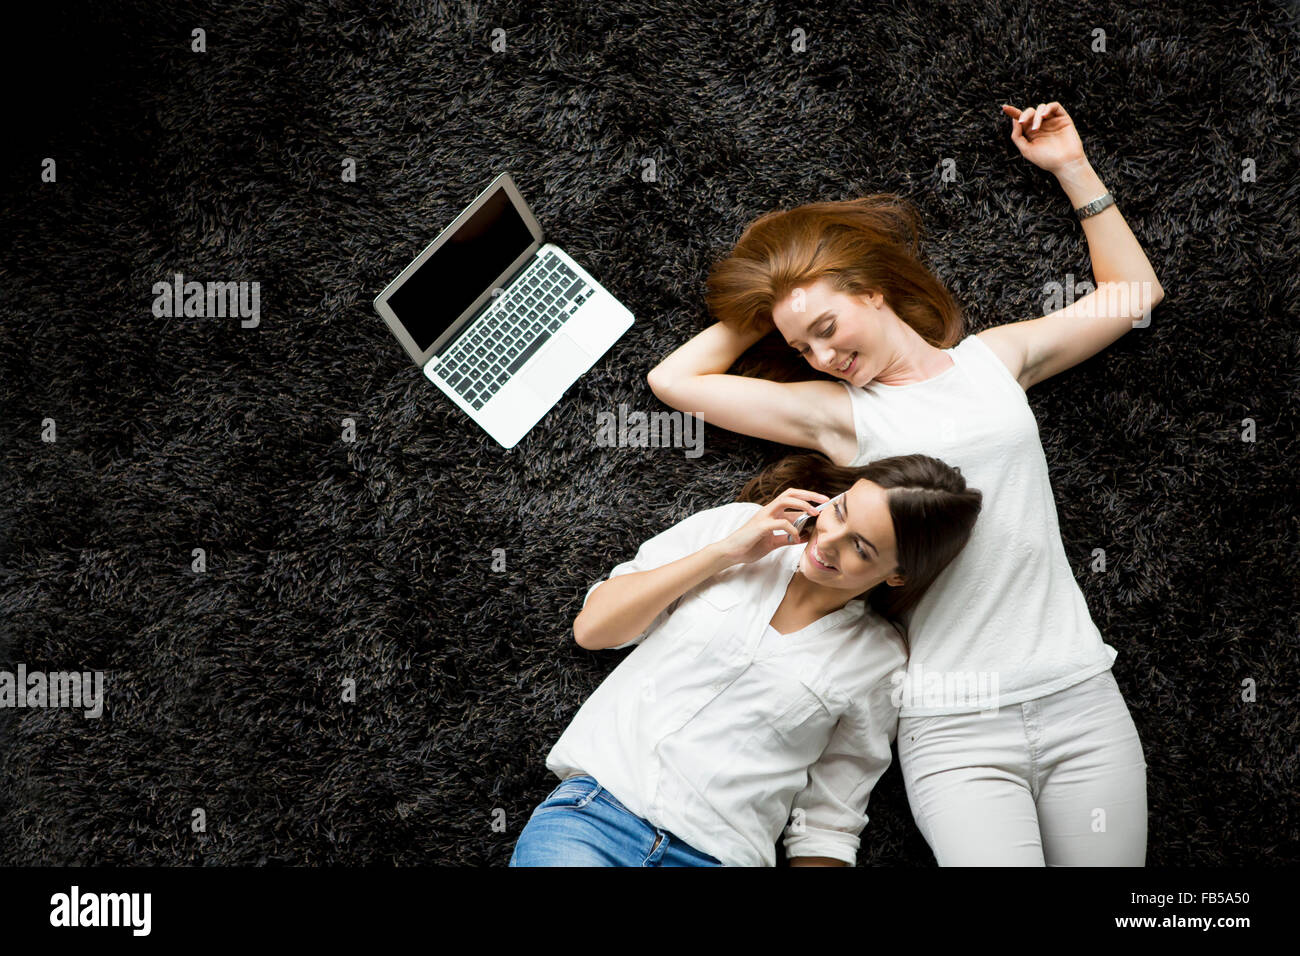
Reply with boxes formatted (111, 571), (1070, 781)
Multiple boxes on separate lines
(434, 254), (596, 411)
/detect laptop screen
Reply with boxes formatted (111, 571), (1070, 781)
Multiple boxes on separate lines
(386, 186), (536, 353)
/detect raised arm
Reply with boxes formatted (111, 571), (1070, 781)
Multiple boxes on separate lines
(575, 541), (733, 650)
(575, 492), (826, 650)
(978, 103), (1166, 390)
(647, 320), (857, 465)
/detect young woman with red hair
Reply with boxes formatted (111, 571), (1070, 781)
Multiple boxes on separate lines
(647, 102), (1164, 865)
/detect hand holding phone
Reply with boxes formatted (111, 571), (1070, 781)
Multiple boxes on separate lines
(786, 495), (839, 543)
(712, 489), (830, 567)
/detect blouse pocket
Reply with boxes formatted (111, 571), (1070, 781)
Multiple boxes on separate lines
(770, 679), (832, 742)
(762, 662), (837, 755)
(674, 578), (742, 658)
(694, 577), (741, 611)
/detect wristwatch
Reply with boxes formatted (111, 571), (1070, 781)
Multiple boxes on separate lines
(1075, 192), (1115, 220)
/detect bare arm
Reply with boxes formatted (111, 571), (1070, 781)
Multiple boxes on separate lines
(574, 492), (822, 650)
(647, 321), (857, 464)
(979, 146), (1165, 390)
(574, 543), (733, 650)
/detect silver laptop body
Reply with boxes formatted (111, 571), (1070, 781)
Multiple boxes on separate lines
(373, 171), (634, 448)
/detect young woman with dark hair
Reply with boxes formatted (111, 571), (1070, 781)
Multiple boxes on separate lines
(510, 452), (981, 867)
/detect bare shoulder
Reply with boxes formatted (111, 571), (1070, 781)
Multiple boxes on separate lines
(973, 326), (1031, 390)
(783, 378), (858, 466)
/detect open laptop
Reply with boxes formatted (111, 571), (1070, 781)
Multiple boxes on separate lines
(373, 172), (635, 448)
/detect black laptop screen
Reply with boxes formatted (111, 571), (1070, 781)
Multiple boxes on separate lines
(387, 186), (536, 353)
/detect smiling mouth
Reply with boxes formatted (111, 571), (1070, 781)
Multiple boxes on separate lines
(808, 539), (837, 571)
(836, 352), (857, 374)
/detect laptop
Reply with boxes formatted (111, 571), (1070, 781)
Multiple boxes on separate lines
(373, 172), (635, 448)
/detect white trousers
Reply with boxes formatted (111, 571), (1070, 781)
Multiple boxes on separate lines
(897, 668), (1148, 866)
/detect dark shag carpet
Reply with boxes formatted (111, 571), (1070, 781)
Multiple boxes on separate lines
(1, 0), (1296, 866)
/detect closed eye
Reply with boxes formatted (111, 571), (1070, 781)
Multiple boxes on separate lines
(796, 322), (836, 356)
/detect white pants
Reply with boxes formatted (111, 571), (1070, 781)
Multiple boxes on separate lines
(897, 669), (1148, 866)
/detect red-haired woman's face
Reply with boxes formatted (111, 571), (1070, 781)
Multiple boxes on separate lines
(772, 278), (891, 386)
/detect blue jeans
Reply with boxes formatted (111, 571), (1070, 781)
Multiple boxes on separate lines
(509, 775), (724, 867)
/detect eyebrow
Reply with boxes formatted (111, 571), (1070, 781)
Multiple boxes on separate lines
(839, 493), (878, 556)
(790, 311), (834, 347)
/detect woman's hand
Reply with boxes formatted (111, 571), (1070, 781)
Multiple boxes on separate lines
(1001, 102), (1087, 175)
(712, 490), (830, 567)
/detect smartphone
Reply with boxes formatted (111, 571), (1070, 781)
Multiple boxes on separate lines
(787, 495), (839, 543)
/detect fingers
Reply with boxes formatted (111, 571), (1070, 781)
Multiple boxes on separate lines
(1005, 103), (1047, 125)
(1045, 101), (1068, 125)
(769, 491), (825, 520)
(1009, 114), (1028, 148)
(762, 516), (801, 535)
(1011, 101), (1061, 133)
(777, 488), (830, 506)
(1006, 101), (1059, 151)
(769, 518), (801, 541)
(1009, 114), (1027, 145)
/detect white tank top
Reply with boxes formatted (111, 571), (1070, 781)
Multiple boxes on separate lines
(839, 334), (1117, 716)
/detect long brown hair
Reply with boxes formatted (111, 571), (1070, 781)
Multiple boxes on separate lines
(736, 451), (982, 645)
(707, 194), (965, 383)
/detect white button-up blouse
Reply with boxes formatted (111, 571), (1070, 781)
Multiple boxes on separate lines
(545, 501), (908, 867)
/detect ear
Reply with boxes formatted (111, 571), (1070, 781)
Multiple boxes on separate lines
(885, 572), (906, 588)
(858, 289), (885, 311)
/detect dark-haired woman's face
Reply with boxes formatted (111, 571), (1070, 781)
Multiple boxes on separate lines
(800, 480), (903, 593)
(772, 278), (891, 386)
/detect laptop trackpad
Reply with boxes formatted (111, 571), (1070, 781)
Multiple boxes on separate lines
(522, 334), (593, 402)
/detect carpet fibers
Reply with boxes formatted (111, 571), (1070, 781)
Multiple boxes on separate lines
(0, 0), (1296, 865)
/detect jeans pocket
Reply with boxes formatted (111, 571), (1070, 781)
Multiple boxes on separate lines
(534, 776), (602, 814)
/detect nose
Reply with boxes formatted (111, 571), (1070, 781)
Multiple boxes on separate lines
(811, 343), (836, 369)
(815, 514), (847, 552)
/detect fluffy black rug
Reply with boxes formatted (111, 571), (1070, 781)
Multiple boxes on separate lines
(1, 0), (1295, 865)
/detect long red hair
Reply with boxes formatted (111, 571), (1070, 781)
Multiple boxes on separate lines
(706, 194), (966, 382)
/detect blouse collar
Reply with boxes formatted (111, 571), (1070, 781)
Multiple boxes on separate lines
(774, 543), (870, 639)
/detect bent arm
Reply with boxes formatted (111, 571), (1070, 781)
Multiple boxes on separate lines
(648, 321), (855, 461)
(1057, 157), (1165, 293)
(979, 158), (1166, 390)
(574, 543), (733, 650)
